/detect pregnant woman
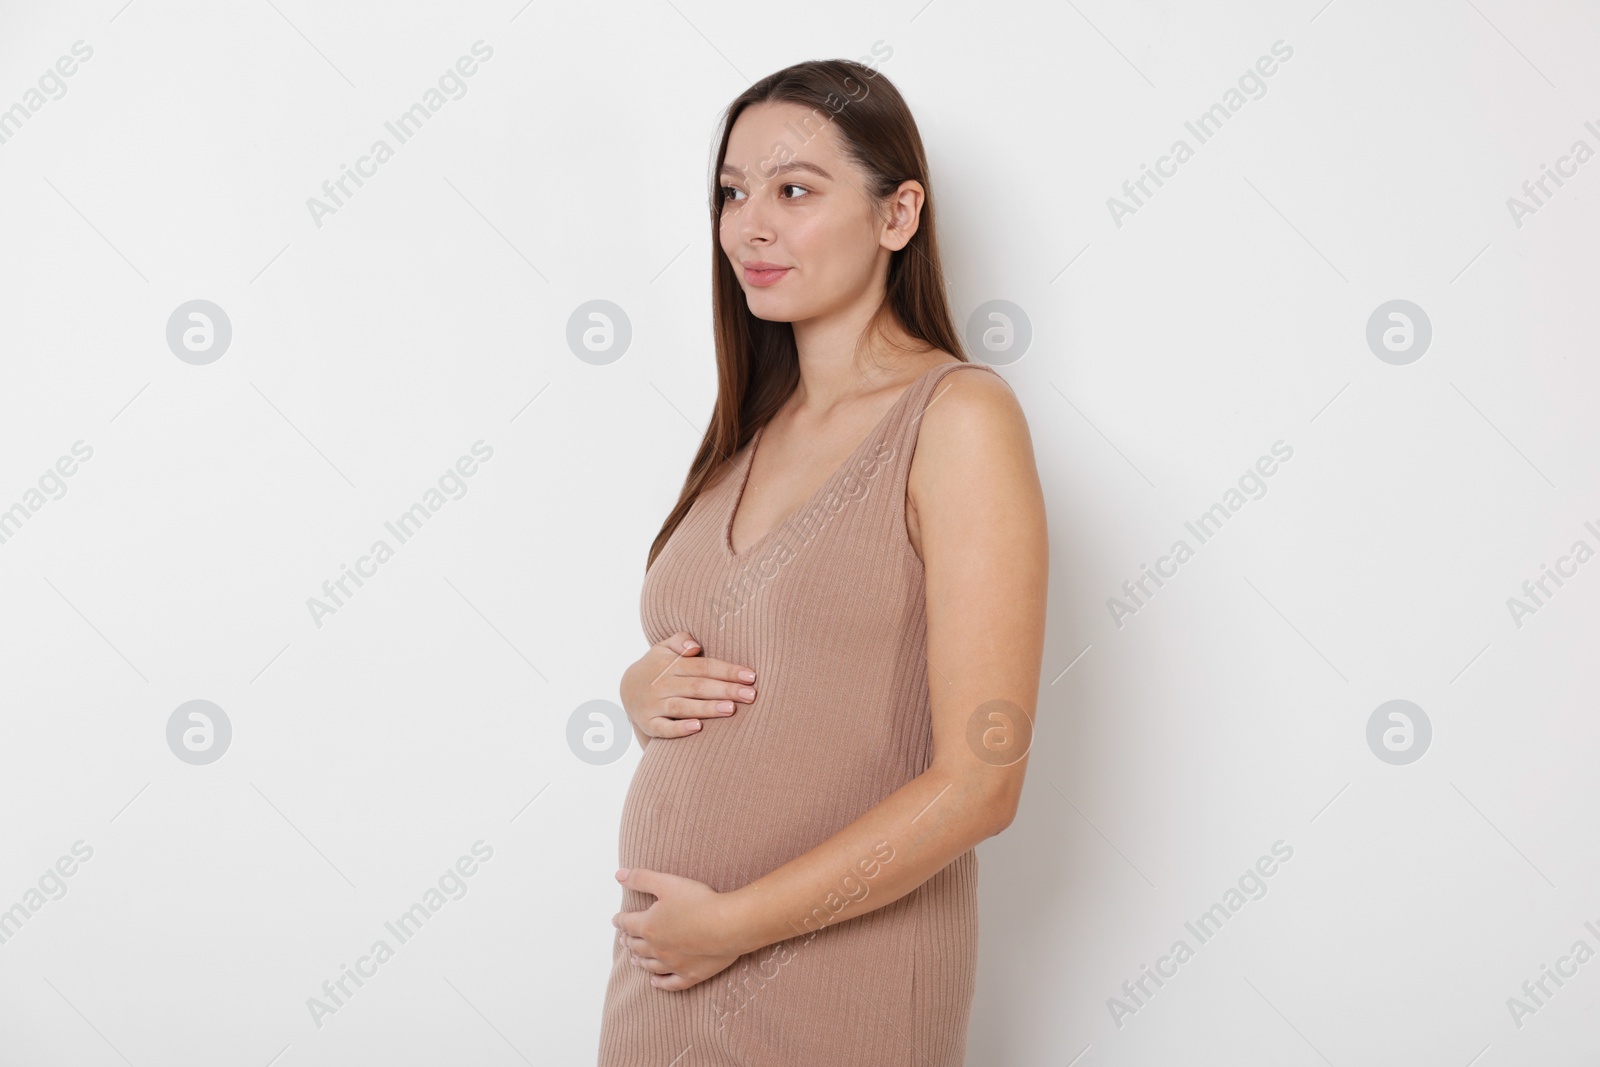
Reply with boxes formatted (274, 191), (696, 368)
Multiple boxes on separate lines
(598, 58), (1048, 1066)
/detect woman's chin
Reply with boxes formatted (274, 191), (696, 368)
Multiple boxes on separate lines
(742, 296), (803, 323)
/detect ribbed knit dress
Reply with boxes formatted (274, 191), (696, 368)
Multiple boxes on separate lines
(598, 360), (1001, 1066)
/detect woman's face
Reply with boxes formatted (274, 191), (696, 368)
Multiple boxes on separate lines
(717, 101), (893, 324)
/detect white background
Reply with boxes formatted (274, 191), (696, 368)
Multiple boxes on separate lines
(2, 0), (1597, 1064)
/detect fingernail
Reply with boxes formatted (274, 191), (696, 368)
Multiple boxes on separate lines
(738, 687), (755, 700)
(739, 669), (756, 682)
(615, 868), (629, 880)
(688, 720), (701, 731)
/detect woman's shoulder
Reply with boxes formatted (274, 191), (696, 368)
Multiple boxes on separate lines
(903, 358), (1043, 561)
(908, 360), (1033, 491)
(919, 359), (1021, 422)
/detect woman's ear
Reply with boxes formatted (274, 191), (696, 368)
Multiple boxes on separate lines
(881, 180), (925, 251)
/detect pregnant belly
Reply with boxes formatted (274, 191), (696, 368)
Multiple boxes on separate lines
(617, 718), (900, 894)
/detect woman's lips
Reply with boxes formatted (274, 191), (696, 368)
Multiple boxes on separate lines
(743, 266), (791, 287)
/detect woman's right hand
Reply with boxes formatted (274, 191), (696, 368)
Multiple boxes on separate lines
(620, 631), (758, 744)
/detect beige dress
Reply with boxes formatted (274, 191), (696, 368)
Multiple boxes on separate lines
(599, 361), (1003, 1066)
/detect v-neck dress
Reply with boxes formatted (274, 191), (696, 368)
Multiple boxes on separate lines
(598, 360), (1003, 1066)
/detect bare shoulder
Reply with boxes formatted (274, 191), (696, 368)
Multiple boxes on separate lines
(906, 364), (1044, 557)
(914, 364), (1033, 480)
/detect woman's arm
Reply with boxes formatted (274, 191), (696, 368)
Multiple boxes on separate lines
(719, 369), (1048, 956)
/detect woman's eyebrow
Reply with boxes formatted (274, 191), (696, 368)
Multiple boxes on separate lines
(718, 160), (834, 181)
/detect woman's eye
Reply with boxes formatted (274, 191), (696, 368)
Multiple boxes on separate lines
(719, 183), (807, 203)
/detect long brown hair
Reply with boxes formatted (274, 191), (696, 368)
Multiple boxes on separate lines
(646, 57), (969, 571)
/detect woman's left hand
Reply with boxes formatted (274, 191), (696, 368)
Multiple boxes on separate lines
(612, 868), (746, 991)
